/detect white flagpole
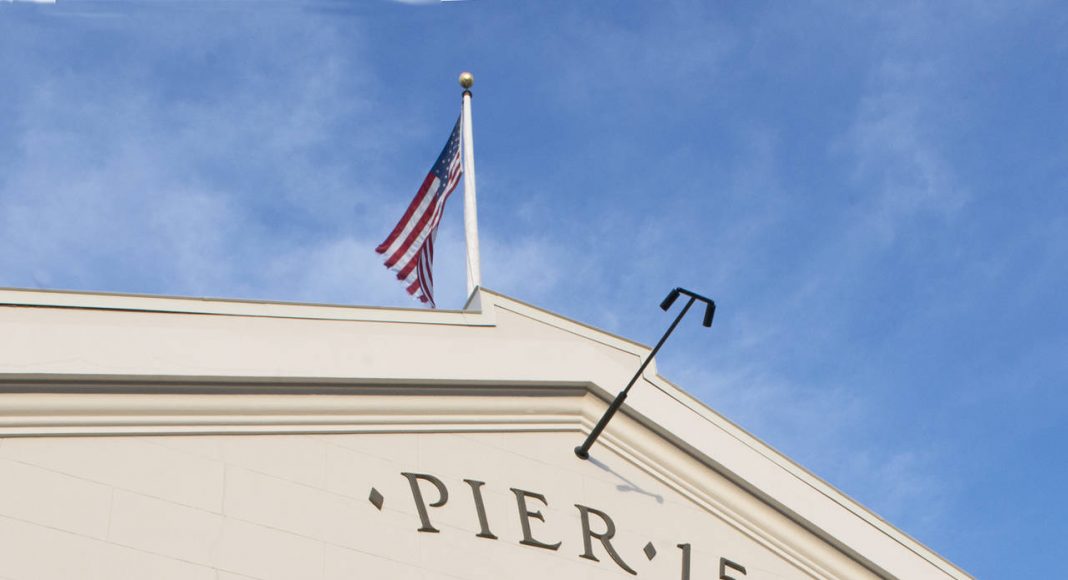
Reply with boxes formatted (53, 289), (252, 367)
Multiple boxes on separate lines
(459, 72), (481, 298)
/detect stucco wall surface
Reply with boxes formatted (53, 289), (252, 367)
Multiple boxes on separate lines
(0, 287), (970, 579)
(0, 431), (867, 580)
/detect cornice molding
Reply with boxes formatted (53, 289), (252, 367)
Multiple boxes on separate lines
(0, 379), (869, 579)
(0, 287), (496, 326)
(0, 287), (970, 580)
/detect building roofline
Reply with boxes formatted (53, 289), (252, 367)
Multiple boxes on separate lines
(0, 284), (970, 579)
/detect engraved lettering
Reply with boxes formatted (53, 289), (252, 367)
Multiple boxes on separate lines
(388, 471), (749, 576)
(464, 479), (498, 539)
(720, 557), (747, 579)
(401, 472), (449, 533)
(575, 504), (637, 575)
(677, 543), (692, 580)
(510, 488), (561, 551)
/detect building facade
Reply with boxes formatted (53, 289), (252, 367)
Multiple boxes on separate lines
(0, 287), (969, 579)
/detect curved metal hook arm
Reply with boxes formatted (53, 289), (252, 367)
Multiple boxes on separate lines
(574, 287), (715, 460)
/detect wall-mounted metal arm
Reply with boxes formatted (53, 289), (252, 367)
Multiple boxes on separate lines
(574, 287), (716, 460)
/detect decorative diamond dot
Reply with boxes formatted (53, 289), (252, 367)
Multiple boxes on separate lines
(368, 487), (384, 510)
(643, 542), (657, 560)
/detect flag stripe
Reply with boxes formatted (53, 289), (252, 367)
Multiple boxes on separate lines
(391, 185), (454, 280)
(375, 173), (437, 254)
(387, 147), (462, 265)
(383, 140), (462, 271)
(386, 180), (448, 271)
(379, 179), (441, 265)
(377, 116), (463, 308)
(387, 149), (462, 276)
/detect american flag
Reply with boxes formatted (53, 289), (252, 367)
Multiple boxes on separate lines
(376, 116), (463, 308)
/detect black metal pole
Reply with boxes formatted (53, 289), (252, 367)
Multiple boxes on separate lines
(574, 296), (696, 460)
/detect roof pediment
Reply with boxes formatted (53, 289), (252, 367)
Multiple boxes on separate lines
(0, 287), (969, 579)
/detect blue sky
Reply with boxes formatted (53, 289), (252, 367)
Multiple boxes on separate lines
(2, 1), (1066, 576)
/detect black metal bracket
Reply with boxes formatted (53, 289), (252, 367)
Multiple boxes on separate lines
(574, 287), (715, 460)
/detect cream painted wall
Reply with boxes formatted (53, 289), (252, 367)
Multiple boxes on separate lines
(0, 430), (874, 580)
(0, 288), (970, 579)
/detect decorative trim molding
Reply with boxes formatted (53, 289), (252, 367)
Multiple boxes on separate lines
(0, 287), (970, 580)
(0, 287), (496, 327)
(1, 377), (874, 579)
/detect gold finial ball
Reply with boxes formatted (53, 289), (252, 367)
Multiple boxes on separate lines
(459, 72), (474, 89)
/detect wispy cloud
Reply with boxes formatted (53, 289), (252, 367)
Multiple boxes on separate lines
(841, 64), (968, 247)
(665, 357), (952, 536)
(547, 3), (736, 109)
(0, 6), (404, 304)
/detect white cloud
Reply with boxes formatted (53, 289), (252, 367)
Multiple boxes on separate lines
(834, 6), (971, 249)
(0, 7), (402, 304)
(260, 236), (413, 307)
(547, 3), (737, 108)
(666, 359), (950, 533)
(843, 86), (967, 246)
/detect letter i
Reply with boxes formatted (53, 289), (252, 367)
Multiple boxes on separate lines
(464, 479), (498, 539)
